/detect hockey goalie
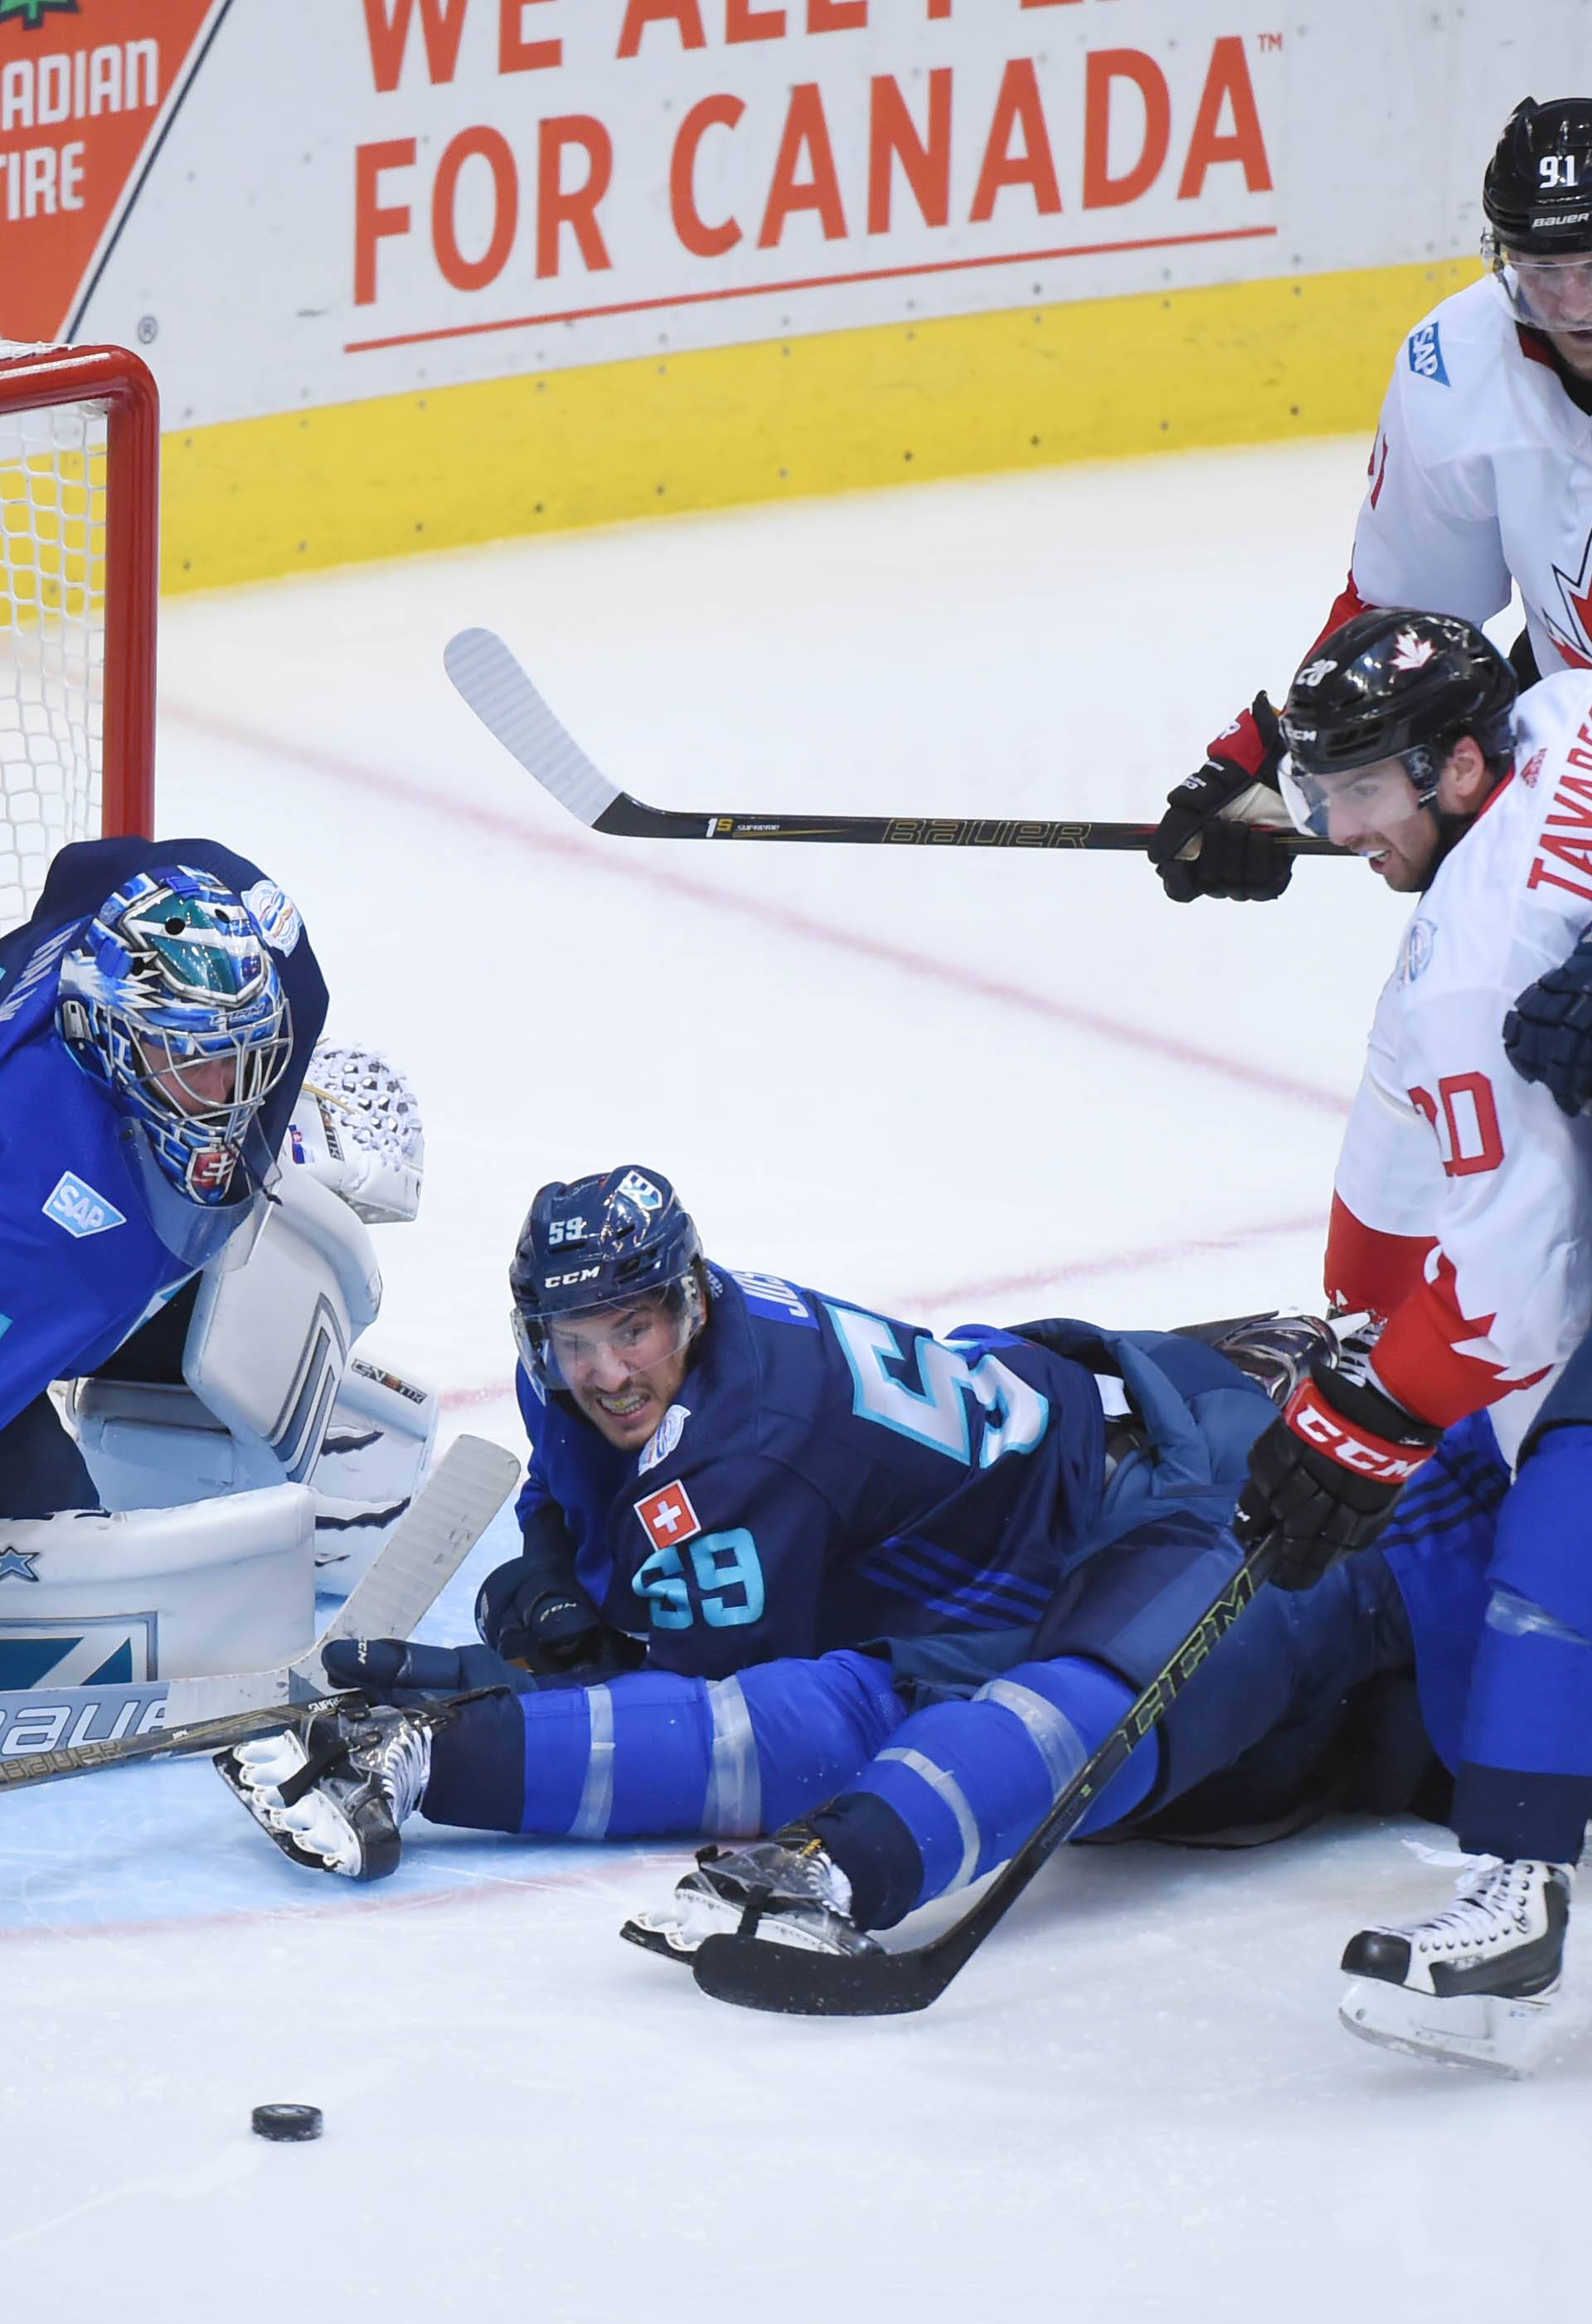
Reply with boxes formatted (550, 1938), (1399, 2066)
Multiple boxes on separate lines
(0, 837), (436, 1697)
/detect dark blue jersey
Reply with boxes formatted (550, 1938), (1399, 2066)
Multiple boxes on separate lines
(515, 1266), (1119, 1680)
(0, 837), (328, 1430)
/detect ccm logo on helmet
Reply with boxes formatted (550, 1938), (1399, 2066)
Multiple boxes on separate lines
(546, 1266), (602, 1290)
(1285, 1384), (1429, 1483)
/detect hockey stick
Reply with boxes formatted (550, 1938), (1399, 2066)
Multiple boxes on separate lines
(0, 1688), (366, 1794)
(443, 629), (1340, 858)
(689, 1526), (1284, 2015)
(0, 1433), (521, 1785)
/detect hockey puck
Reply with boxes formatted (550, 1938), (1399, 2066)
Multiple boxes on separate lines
(250, 2103), (323, 2143)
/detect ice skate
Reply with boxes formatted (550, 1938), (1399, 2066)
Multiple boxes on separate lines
(1338, 1855), (1571, 2078)
(621, 1827), (880, 1964)
(216, 1699), (436, 1881)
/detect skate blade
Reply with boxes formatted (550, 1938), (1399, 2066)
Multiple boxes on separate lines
(1338, 1977), (1559, 2080)
(619, 1915), (699, 1965)
(620, 1897), (862, 1963)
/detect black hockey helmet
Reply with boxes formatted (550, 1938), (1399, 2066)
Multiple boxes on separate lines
(509, 1164), (705, 1393)
(1279, 610), (1517, 834)
(1483, 98), (1592, 257)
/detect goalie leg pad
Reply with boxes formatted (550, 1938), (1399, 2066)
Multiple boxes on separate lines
(0, 1485), (316, 1684)
(309, 1354), (439, 1583)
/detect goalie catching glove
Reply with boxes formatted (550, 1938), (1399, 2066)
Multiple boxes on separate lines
(1148, 694), (1294, 903)
(286, 1041), (425, 1223)
(1234, 1327), (1440, 1590)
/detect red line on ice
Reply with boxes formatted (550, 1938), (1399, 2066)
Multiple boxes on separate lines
(435, 1210), (1327, 1412)
(164, 704), (1351, 1120)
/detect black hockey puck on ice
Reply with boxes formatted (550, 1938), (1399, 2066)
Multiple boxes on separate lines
(251, 2103), (323, 2143)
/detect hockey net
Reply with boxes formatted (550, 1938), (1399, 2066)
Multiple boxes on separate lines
(0, 343), (158, 936)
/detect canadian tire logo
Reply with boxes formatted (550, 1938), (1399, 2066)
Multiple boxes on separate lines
(0, 2), (80, 28)
(0, 0), (229, 343)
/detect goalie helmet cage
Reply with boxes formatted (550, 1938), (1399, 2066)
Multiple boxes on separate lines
(0, 342), (158, 936)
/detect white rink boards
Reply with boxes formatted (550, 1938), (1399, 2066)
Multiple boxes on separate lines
(2, 444), (1588, 2320)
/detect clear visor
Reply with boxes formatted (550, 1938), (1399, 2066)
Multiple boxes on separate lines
(1278, 752), (1423, 842)
(512, 1272), (703, 1394)
(1483, 232), (1592, 333)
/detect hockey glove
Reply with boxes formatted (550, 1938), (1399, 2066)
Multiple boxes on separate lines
(1148, 694), (1294, 903)
(322, 1636), (538, 1698)
(474, 1553), (639, 1681)
(1504, 927), (1592, 1116)
(1232, 1334), (1440, 1591)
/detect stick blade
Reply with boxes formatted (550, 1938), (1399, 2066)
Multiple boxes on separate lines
(690, 1932), (947, 2017)
(301, 1432), (520, 1678)
(444, 629), (620, 828)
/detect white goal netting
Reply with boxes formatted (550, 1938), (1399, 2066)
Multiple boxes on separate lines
(0, 378), (107, 936)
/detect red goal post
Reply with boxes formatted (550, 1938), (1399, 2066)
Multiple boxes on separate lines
(0, 342), (158, 934)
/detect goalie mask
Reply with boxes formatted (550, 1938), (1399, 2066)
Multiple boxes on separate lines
(57, 867), (293, 1208)
(510, 1165), (705, 1398)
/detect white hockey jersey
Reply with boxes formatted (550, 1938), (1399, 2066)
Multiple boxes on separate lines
(1327, 673), (1592, 1461)
(1347, 275), (1592, 676)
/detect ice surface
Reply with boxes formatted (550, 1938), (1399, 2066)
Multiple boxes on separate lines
(4, 443), (1586, 2319)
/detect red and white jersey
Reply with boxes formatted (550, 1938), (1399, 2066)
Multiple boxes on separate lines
(1327, 671), (1592, 1461)
(1345, 276), (1592, 677)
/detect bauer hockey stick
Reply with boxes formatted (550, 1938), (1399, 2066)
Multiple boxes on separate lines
(0, 1433), (521, 1786)
(443, 630), (1340, 857)
(689, 1525), (1286, 2016)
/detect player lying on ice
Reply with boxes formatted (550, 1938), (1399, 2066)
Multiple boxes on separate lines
(219, 1170), (1456, 1975)
(1211, 605), (1592, 2074)
(0, 838), (431, 1689)
(1149, 95), (1592, 909)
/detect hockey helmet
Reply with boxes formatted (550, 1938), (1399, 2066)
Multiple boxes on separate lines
(1278, 610), (1517, 839)
(510, 1165), (705, 1393)
(1482, 98), (1592, 328)
(57, 866), (292, 1206)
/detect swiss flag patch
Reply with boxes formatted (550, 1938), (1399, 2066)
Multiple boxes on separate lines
(634, 1480), (701, 1550)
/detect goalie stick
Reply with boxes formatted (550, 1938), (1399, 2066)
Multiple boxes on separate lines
(0, 1433), (521, 1791)
(688, 1525), (1285, 2016)
(443, 629), (1339, 858)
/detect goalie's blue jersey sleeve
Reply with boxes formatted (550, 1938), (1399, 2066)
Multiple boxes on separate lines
(0, 836), (328, 1432)
(514, 1267), (1226, 1680)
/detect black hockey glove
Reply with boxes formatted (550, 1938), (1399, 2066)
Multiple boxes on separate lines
(1148, 693), (1294, 903)
(1233, 1333), (1440, 1592)
(474, 1551), (638, 1681)
(1504, 926), (1592, 1116)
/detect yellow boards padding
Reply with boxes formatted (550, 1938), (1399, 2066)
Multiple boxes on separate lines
(161, 257), (1478, 596)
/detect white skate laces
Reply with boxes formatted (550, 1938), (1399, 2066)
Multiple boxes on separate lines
(1338, 1850), (1573, 2078)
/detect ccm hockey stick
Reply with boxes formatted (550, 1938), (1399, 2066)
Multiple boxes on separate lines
(444, 629), (1340, 857)
(0, 1433), (521, 1789)
(689, 1526), (1285, 2016)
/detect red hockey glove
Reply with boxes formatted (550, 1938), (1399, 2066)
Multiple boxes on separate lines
(1149, 693), (1294, 903)
(1233, 1333), (1440, 1591)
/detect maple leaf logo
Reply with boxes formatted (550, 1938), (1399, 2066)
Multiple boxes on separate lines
(1544, 523), (1592, 668)
(1391, 630), (1436, 672)
(0, 0), (79, 27)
